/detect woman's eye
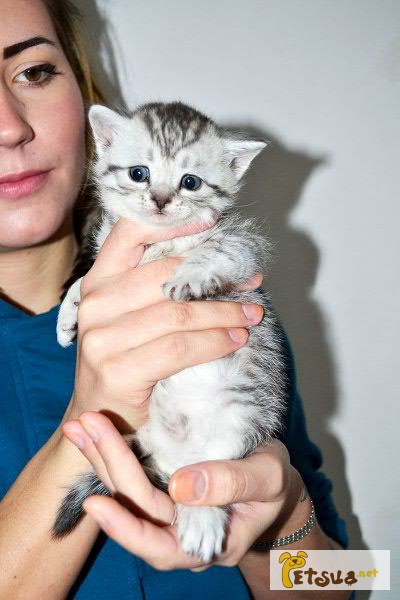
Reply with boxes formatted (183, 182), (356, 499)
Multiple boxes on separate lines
(129, 166), (150, 183)
(14, 64), (60, 86)
(180, 174), (202, 191)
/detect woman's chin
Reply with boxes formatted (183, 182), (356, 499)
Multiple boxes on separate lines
(0, 212), (70, 250)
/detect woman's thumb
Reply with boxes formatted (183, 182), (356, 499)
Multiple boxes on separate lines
(168, 455), (262, 506)
(168, 442), (291, 506)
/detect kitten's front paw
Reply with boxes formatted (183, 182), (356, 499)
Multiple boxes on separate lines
(175, 504), (229, 563)
(56, 277), (83, 347)
(163, 269), (227, 301)
(57, 301), (79, 347)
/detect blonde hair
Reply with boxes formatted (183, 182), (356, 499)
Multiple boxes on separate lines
(44, 0), (106, 245)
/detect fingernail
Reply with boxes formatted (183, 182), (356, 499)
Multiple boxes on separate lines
(242, 304), (264, 323)
(81, 420), (99, 442)
(68, 433), (86, 449)
(171, 470), (206, 502)
(228, 328), (248, 344)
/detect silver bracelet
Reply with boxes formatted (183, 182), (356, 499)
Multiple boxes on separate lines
(250, 486), (317, 551)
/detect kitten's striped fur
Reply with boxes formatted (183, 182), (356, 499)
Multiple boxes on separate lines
(53, 101), (288, 562)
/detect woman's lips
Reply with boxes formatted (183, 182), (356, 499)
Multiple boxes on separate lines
(0, 171), (50, 199)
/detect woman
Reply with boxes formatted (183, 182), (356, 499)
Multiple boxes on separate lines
(0, 0), (351, 598)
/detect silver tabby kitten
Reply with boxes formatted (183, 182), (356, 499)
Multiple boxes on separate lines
(53, 101), (288, 562)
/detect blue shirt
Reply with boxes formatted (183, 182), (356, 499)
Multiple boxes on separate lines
(0, 298), (350, 599)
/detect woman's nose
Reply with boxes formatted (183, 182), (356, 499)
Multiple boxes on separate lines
(0, 87), (33, 148)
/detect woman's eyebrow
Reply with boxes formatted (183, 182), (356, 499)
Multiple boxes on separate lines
(3, 36), (56, 60)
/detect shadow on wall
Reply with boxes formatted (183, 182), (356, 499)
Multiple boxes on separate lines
(77, 1), (367, 592)
(237, 129), (367, 571)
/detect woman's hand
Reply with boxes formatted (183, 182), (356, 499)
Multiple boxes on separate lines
(62, 412), (304, 571)
(65, 217), (264, 431)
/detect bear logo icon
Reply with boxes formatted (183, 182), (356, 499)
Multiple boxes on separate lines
(279, 550), (308, 588)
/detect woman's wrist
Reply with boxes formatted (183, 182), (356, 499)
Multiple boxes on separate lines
(0, 415), (100, 598)
(251, 466), (307, 548)
(49, 414), (94, 474)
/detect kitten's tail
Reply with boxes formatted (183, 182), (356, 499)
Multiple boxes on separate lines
(52, 472), (110, 539)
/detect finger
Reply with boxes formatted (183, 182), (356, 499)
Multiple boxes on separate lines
(109, 327), (249, 392)
(77, 258), (183, 331)
(86, 216), (219, 283)
(169, 440), (291, 506)
(190, 565), (212, 573)
(62, 421), (114, 492)
(83, 495), (207, 570)
(83, 265), (263, 329)
(79, 263), (264, 335)
(82, 300), (264, 355)
(78, 412), (175, 524)
(236, 272), (264, 291)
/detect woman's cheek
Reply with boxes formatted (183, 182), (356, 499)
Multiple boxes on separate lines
(38, 81), (86, 198)
(0, 83), (87, 249)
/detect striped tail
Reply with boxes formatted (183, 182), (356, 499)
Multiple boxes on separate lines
(52, 471), (110, 539)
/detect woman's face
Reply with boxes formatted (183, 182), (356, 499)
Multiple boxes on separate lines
(0, 0), (86, 250)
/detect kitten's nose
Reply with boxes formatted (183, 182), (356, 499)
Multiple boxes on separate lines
(151, 193), (172, 210)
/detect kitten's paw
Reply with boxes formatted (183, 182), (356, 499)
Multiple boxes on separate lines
(57, 300), (79, 347)
(175, 504), (229, 563)
(163, 269), (227, 301)
(56, 277), (83, 347)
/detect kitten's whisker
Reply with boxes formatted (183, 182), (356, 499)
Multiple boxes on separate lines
(236, 200), (260, 209)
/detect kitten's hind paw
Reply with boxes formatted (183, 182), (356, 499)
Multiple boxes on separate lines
(175, 504), (229, 563)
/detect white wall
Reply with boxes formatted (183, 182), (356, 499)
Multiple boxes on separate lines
(82, 1), (400, 596)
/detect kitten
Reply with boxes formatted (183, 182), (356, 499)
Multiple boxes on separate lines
(53, 101), (288, 562)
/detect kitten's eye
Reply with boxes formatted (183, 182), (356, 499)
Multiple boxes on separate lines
(129, 166), (150, 183)
(180, 174), (202, 191)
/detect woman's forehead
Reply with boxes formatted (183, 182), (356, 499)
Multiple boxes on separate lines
(0, 0), (57, 52)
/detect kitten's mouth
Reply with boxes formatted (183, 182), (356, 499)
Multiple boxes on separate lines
(148, 210), (178, 224)
(151, 210), (169, 218)
(144, 207), (220, 229)
(147, 210), (201, 229)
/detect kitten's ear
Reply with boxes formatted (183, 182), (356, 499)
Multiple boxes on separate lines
(88, 105), (126, 152)
(223, 136), (269, 180)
